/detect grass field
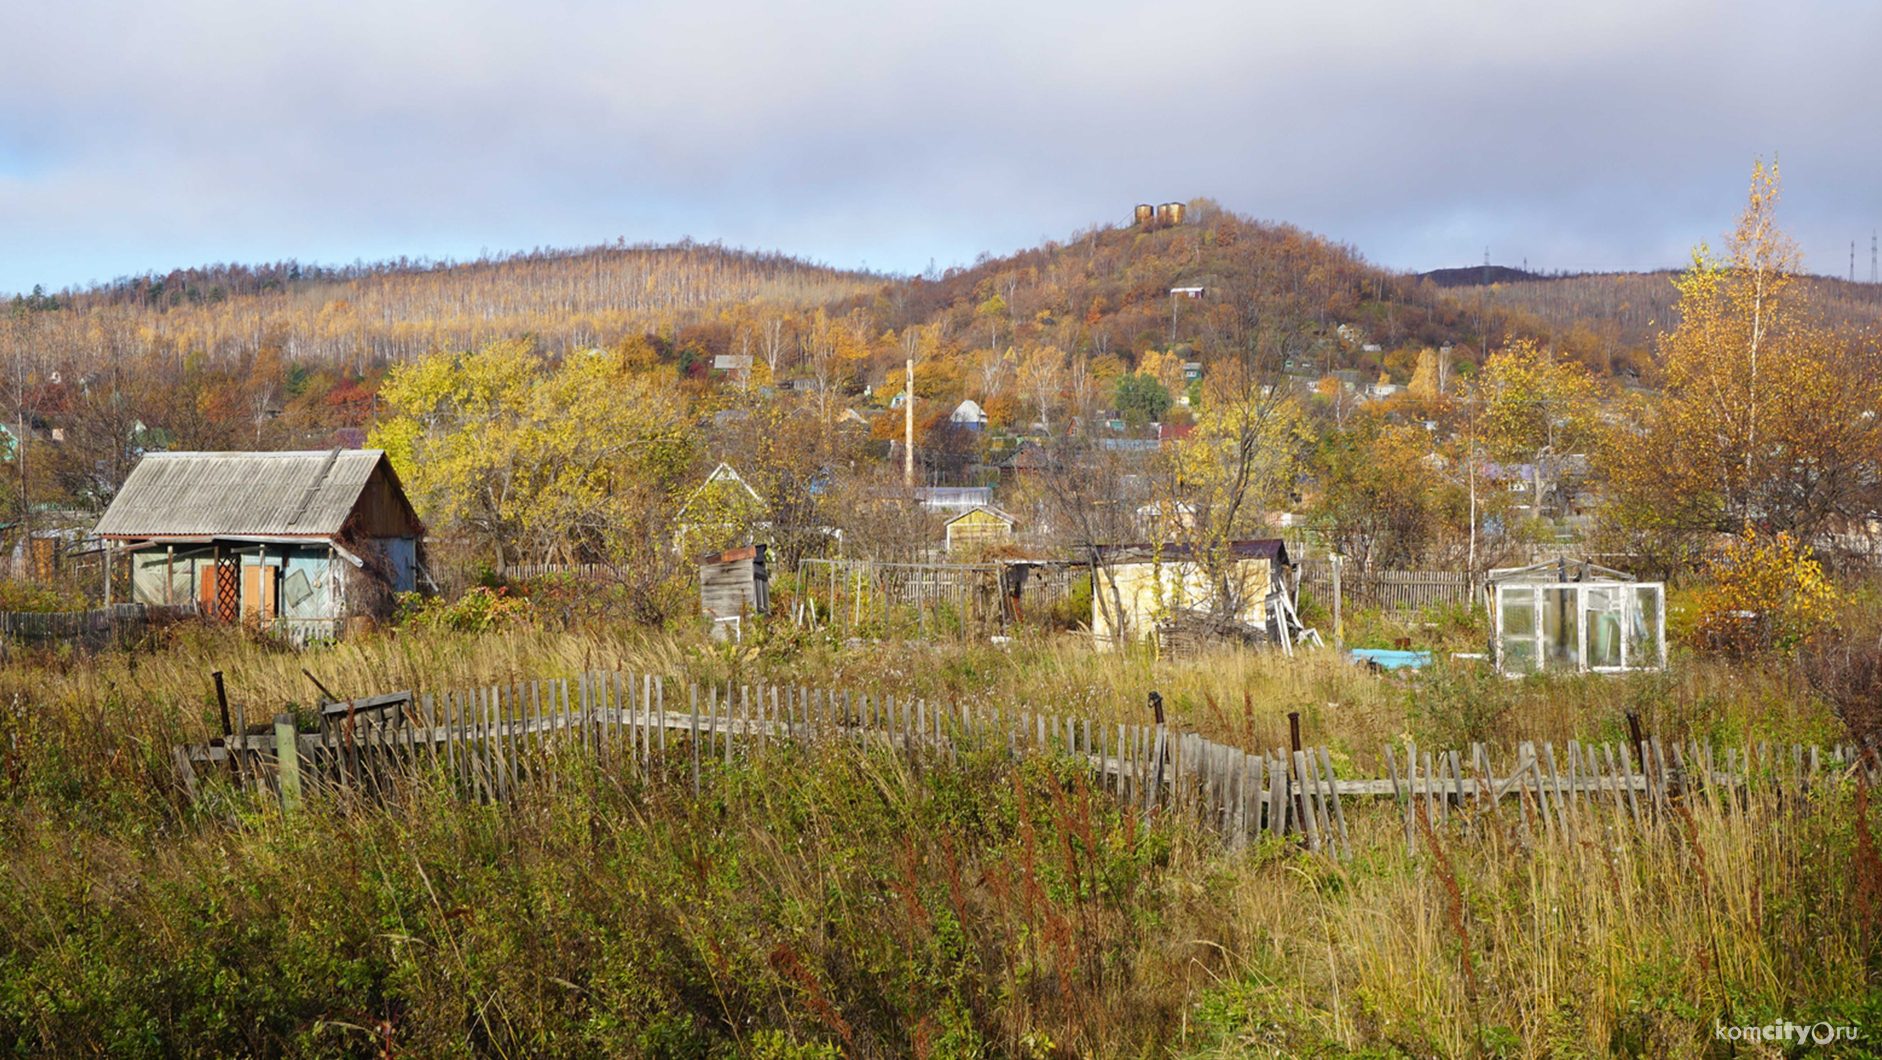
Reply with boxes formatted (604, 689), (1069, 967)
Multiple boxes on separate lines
(0, 617), (1874, 1058)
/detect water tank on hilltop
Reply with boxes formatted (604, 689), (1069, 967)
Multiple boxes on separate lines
(1159, 202), (1186, 226)
(1134, 204), (1156, 228)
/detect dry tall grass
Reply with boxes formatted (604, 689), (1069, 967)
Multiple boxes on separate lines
(0, 620), (1843, 773)
(0, 621), (1868, 1058)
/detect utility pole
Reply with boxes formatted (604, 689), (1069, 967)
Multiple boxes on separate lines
(1477, 248), (1489, 363)
(903, 357), (915, 488)
(1466, 386), (1479, 591)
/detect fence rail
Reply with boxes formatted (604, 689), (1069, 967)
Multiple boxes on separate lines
(1297, 561), (1473, 613)
(177, 672), (1865, 855)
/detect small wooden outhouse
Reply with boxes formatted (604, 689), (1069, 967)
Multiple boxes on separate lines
(699, 543), (769, 641)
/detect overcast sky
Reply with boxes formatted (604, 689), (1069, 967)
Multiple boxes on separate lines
(3, 0), (1879, 296)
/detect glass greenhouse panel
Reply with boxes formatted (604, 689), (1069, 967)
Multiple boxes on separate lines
(1542, 588), (1579, 670)
(1629, 584), (1665, 670)
(1498, 585), (1538, 672)
(1491, 579), (1665, 675)
(1585, 586), (1624, 669)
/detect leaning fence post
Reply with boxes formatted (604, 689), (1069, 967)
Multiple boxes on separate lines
(1292, 749), (1321, 852)
(212, 670), (233, 737)
(173, 746), (198, 802)
(1289, 712), (1308, 833)
(1319, 746), (1350, 858)
(1150, 707), (1168, 812)
(274, 713), (302, 813)
(234, 700), (250, 792)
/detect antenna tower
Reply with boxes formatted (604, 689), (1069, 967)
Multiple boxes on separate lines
(1872, 231), (1878, 284)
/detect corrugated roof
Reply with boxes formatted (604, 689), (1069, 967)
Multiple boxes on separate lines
(95, 449), (393, 539)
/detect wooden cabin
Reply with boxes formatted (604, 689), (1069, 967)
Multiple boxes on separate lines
(92, 449), (424, 641)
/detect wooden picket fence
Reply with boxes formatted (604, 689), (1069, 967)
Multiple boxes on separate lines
(1297, 561), (1473, 613)
(1, 601), (198, 652)
(1174, 730), (1864, 858)
(486, 562), (614, 582)
(176, 673), (1868, 855)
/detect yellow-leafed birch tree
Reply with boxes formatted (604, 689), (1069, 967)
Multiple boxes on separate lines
(1604, 161), (1882, 563)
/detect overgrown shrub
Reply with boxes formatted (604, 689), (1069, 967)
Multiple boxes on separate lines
(1044, 573), (1093, 631)
(1690, 529), (1839, 656)
(0, 580), (90, 613)
(1406, 658), (1521, 747)
(394, 586), (535, 633)
(1799, 597), (1882, 753)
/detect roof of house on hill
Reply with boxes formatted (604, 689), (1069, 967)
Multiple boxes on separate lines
(94, 449), (412, 539)
(1000, 441), (1053, 470)
(943, 504), (1019, 527)
(950, 399), (988, 423)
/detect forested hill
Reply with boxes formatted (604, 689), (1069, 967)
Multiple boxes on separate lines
(860, 201), (1631, 383)
(4, 242), (882, 371)
(26, 200), (1882, 387)
(1429, 269), (1882, 376)
(870, 202), (1469, 373)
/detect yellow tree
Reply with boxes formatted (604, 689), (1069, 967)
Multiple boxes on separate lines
(372, 340), (693, 570)
(1478, 338), (1600, 518)
(1164, 380), (1307, 539)
(1016, 345), (1067, 434)
(1407, 347), (1451, 399)
(1136, 347), (1189, 399)
(1307, 415), (1446, 571)
(1606, 161), (1882, 554)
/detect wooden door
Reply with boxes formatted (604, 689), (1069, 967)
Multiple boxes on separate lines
(242, 564), (279, 621)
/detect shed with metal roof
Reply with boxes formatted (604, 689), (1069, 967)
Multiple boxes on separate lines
(93, 449), (424, 640)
